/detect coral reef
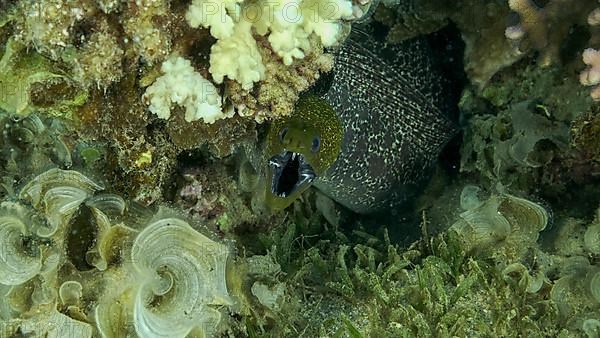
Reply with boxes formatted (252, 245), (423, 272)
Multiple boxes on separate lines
(544, 206), (600, 329)
(0, 0), (356, 204)
(374, 0), (600, 92)
(505, 0), (596, 66)
(450, 186), (549, 258)
(0, 113), (73, 187)
(227, 36), (335, 120)
(172, 158), (284, 234)
(1, 0), (600, 336)
(4, 165), (598, 336)
(12, 0), (127, 90)
(374, 0), (521, 88)
(13, 0), (95, 59)
(121, 0), (172, 65)
(459, 63), (596, 201)
(73, 21), (124, 89)
(96, 213), (231, 338)
(0, 37), (87, 117)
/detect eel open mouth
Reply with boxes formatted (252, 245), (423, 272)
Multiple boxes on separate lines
(268, 151), (316, 198)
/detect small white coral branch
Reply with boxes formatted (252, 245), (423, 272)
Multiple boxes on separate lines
(144, 56), (229, 123)
(186, 0), (243, 39)
(262, 0), (353, 65)
(505, 0), (547, 49)
(580, 48), (600, 101)
(589, 7), (600, 26)
(300, 0), (353, 45)
(209, 18), (265, 90)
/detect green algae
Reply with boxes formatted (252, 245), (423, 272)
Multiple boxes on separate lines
(77, 145), (103, 168)
(238, 213), (570, 337)
(481, 64), (592, 123)
(459, 59), (598, 207)
(0, 38), (86, 119)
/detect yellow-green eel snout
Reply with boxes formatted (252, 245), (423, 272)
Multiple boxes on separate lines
(263, 94), (343, 211)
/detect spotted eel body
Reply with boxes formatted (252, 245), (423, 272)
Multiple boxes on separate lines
(313, 31), (458, 214)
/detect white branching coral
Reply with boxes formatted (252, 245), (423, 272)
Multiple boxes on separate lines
(581, 3), (600, 101)
(505, 0), (596, 66)
(144, 56), (229, 123)
(257, 0), (352, 64)
(580, 48), (600, 101)
(209, 18), (266, 90)
(186, 0), (353, 88)
(186, 0), (243, 40)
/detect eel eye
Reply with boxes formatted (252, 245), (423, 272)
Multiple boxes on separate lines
(311, 136), (321, 153)
(279, 127), (288, 143)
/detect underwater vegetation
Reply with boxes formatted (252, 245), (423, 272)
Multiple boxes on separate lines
(0, 0), (600, 337)
(0, 167), (232, 337)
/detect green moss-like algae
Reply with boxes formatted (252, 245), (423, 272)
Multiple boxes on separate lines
(0, 38), (86, 118)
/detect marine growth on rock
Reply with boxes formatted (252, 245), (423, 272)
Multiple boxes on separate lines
(1, 0), (600, 336)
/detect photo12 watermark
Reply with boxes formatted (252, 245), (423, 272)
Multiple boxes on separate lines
(195, 0), (349, 26)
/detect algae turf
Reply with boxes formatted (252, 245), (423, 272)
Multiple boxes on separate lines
(236, 206), (575, 337)
(459, 62), (599, 212)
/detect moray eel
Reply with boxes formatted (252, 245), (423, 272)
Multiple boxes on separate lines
(262, 28), (458, 214)
(264, 95), (343, 210)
